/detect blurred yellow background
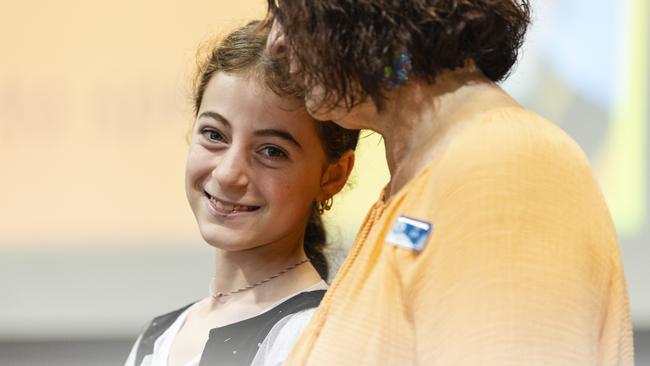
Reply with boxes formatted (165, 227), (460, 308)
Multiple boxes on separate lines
(1, 0), (262, 247)
(0, 0), (648, 364)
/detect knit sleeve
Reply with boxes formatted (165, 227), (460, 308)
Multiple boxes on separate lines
(398, 115), (633, 365)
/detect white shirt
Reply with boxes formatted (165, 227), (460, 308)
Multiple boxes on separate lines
(124, 281), (327, 366)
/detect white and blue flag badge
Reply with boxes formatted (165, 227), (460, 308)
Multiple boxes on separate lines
(386, 215), (433, 252)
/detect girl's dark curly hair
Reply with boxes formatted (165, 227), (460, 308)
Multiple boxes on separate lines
(194, 21), (360, 280)
(267, 0), (530, 111)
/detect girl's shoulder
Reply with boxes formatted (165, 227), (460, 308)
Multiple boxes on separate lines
(129, 302), (196, 366)
(124, 301), (196, 366)
(146, 302), (196, 337)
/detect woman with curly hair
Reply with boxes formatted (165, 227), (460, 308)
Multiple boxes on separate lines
(265, 1), (634, 365)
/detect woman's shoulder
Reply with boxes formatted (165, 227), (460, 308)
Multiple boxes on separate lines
(421, 106), (595, 194)
(398, 107), (623, 295)
(399, 106), (619, 255)
(403, 107), (597, 208)
(450, 106), (589, 168)
(401, 106), (592, 200)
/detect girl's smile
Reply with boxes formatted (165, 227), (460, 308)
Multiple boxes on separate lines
(203, 190), (260, 217)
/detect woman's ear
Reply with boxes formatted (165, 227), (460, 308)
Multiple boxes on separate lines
(317, 150), (355, 201)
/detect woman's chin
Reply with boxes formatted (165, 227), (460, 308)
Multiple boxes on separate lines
(306, 98), (351, 125)
(305, 90), (375, 130)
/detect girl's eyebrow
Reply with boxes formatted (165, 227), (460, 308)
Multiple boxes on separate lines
(197, 111), (231, 129)
(198, 110), (302, 149)
(254, 129), (302, 149)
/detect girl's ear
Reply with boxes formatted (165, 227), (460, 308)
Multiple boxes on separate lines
(317, 150), (355, 202)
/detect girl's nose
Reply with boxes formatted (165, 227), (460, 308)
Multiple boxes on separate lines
(212, 148), (249, 188)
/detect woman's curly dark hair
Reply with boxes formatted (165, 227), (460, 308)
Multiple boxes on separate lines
(267, 0), (530, 111)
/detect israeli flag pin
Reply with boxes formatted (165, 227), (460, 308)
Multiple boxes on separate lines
(386, 215), (432, 252)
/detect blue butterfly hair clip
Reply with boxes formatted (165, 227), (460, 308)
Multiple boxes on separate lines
(382, 52), (412, 89)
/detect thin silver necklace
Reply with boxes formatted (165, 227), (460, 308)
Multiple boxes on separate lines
(210, 258), (310, 301)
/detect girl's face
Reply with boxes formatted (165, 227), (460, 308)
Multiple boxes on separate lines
(186, 73), (332, 252)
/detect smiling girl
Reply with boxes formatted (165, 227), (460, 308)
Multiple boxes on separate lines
(124, 21), (358, 366)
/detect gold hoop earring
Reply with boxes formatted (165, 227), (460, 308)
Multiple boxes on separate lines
(318, 197), (333, 215)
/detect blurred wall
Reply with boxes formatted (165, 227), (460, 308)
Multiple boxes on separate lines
(0, 0), (648, 344)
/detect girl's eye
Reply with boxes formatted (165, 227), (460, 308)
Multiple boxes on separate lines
(209, 131), (222, 141)
(259, 146), (288, 160)
(201, 128), (226, 143)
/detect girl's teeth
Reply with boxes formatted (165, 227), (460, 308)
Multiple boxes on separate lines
(211, 197), (252, 212)
(214, 200), (234, 212)
(233, 205), (250, 212)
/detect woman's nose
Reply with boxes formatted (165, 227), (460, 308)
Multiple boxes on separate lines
(212, 148), (249, 188)
(266, 19), (288, 59)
